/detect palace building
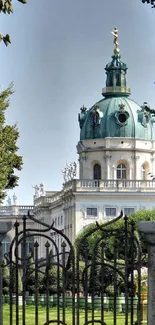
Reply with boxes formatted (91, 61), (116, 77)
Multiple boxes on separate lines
(1, 29), (155, 257)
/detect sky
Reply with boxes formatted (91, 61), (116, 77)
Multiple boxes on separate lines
(0, 0), (155, 205)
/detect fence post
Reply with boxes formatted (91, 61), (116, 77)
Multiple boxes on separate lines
(138, 221), (155, 325)
(0, 222), (12, 325)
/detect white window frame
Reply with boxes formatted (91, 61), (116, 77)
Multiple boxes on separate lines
(105, 207), (117, 218)
(86, 207), (98, 217)
(123, 207), (135, 216)
(117, 163), (127, 180)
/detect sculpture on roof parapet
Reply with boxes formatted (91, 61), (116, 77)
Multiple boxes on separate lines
(32, 183), (46, 198)
(62, 162), (77, 183)
(91, 104), (100, 128)
(13, 193), (17, 205)
(139, 102), (155, 126)
(39, 183), (45, 196)
(141, 102), (155, 116)
(78, 105), (88, 129)
(7, 196), (12, 206)
(32, 184), (40, 198)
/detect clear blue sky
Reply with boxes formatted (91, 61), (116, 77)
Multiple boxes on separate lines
(0, 0), (155, 205)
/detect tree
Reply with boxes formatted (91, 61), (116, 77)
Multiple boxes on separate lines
(0, 1), (26, 200)
(75, 209), (155, 261)
(0, 0), (27, 46)
(43, 249), (63, 295)
(2, 258), (10, 294)
(142, 0), (155, 8)
(75, 210), (155, 293)
(0, 85), (23, 202)
(25, 256), (44, 295)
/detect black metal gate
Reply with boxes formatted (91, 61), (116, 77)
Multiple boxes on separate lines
(2, 211), (143, 325)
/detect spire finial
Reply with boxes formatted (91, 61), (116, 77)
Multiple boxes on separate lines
(111, 27), (120, 55)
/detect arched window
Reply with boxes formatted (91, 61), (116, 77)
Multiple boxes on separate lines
(141, 165), (146, 180)
(117, 163), (126, 179)
(2, 235), (11, 256)
(93, 164), (101, 180)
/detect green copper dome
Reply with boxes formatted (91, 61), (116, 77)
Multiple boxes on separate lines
(79, 97), (155, 140)
(78, 37), (155, 141)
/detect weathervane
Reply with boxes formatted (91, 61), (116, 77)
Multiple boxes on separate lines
(111, 27), (120, 55)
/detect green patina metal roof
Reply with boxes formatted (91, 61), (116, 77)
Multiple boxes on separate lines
(78, 51), (155, 141)
(79, 97), (154, 140)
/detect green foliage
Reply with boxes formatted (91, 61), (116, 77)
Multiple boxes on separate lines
(0, 1), (27, 15)
(25, 256), (44, 294)
(0, 0), (27, 45)
(66, 261), (85, 292)
(75, 209), (155, 261)
(75, 209), (155, 292)
(75, 223), (103, 260)
(142, 0), (155, 8)
(10, 266), (22, 294)
(2, 258), (9, 294)
(0, 84), (23, 202)
(43, 250), (63, 294)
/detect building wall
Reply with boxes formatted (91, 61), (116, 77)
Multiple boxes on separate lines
(75, 192), (155, 236)
(78, 138), (155, 180)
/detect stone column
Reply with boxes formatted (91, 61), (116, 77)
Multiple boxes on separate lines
(138, 221), (155, 325)
(0, 222), (12, 325)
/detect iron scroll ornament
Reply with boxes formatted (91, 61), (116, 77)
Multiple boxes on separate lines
(4, 211), (76, 325)
(75, 211), (142, 325)
(2, 210), (143, 325)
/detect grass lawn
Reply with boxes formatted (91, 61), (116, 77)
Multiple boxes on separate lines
(2, 305), (141, 325)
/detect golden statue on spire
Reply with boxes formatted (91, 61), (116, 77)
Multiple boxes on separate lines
(111, 27), (120, 55)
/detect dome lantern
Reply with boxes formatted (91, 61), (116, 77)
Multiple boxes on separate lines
(102, 28), (131, 97)
(78, 28), (155, 142)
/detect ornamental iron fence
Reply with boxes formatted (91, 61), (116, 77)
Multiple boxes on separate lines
(1, 211), (144, 325)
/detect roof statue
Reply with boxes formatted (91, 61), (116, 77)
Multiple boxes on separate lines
(32, 184), (40, 198)
(39, 183), (45, 196)
(7, 196), (12, 206)
(13, 193), (17, 206)
(62, 162), (77, 183)
(111, 27), (120, 55)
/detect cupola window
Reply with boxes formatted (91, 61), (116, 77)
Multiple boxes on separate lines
(115, 104), (129, 126)
(93, 164), (101, 180)
(117, 163), (126, 179)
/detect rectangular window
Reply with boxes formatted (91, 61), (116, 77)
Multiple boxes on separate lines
(2, 242), (10, 256)
(117, 170), (121, 179)
(105, 208), (116, 217)
(58, 216), (60, 226)
(61, 216), (63, 224)
(86, 208), (97, 217)
(122, 170), (126, 179)
(124, 208), (135, 216)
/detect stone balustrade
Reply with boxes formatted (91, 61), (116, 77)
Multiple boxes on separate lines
(0, 205), (34, 216)
(2, 179), (154, 213)
(64, 179), (155, 193)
